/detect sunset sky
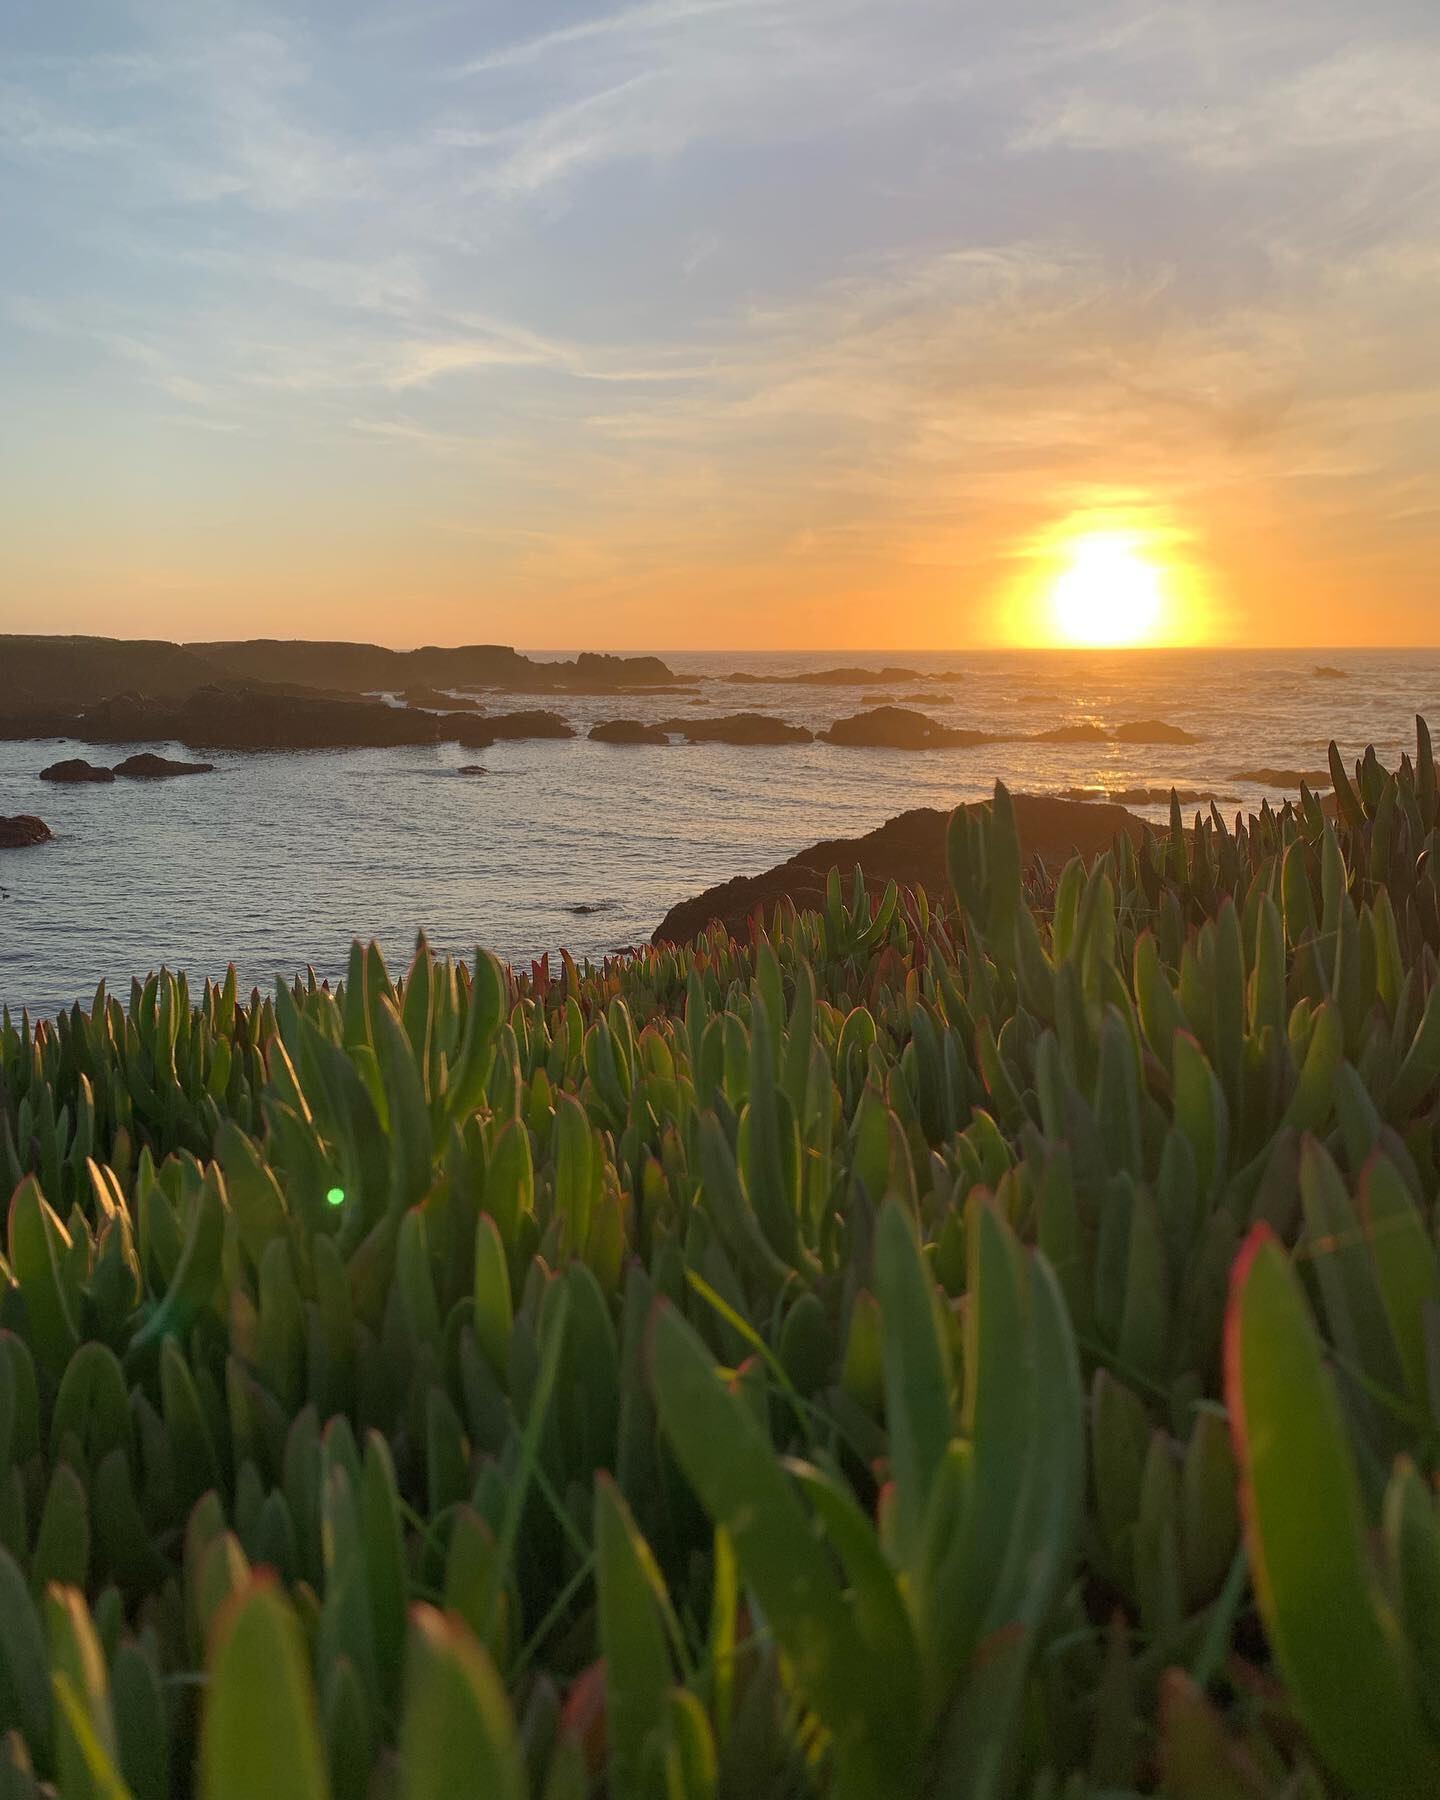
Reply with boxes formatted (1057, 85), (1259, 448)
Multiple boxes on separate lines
(3, 0), (1438, 650)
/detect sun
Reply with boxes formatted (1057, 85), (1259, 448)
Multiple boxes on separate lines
(1048, 531), (1166, 647)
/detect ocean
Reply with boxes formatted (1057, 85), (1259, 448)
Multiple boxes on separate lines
(2, 647), (1437, 1019)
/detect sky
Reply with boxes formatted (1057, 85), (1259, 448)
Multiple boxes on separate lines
(2, 0), (1438, 651)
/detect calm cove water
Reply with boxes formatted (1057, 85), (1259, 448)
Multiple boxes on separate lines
(3, 648), (1437, 1019)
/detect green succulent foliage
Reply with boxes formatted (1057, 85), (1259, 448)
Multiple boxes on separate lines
(0, 720), (1438, 1795)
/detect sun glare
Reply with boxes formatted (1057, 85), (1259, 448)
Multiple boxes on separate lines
(1048, 532), (1166, 647)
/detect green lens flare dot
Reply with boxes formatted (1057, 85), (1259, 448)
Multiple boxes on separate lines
(326, 1186), (346, 1207)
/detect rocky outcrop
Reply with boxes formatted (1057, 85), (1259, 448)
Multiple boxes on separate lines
(484, 711), (575, 740)
(0, 816), (52, 848)
(723, 666), (926, 686)
(0, 684), (501, 753)
(113, 753), (214, 779)
(822, 707), (995, 749)
(40, 759), (114, 784)
(652, 794), (1148, 945)
(0, 634), (679, 713)
(1112, 719), (1198, 744)
(572, 653), (675, 688)
(0, 685), (581, 751)
(1231, 767), (1331, 788)
(0, 637), (218, 709)
(1313, 666), (1349, 680)
(191, 642), (675, 693)
(94, 686), (497, 751)
(1032, 723), (1110, 744)
(1060, 786), (1224, 807)
(402, 685), (485, 712)
(590, 720), (671, 745)
(658, 713), (814, 745)
(996, 719), (1199, 747)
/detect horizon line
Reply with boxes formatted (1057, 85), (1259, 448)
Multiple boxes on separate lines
(3, 630), (1438, 657)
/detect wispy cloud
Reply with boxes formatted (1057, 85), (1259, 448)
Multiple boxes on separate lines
(1015, 61), (1440, 169)
(0, 84), (133, 155)
(450, 0), (766, 78)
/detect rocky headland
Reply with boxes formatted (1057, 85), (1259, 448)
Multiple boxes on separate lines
(0, 634), (681, 714)
(652, 792), (1146, 944)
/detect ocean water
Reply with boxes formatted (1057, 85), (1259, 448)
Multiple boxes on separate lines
(2, 648), (1437, 1019)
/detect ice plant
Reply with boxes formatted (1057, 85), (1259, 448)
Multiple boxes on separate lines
(0, 717), (1437, 1795)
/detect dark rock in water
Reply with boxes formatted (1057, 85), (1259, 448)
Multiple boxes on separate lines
(1231, 767), (1331, 788)
(653, 795), (1147, 945)
(724, 665), (925, 687)
(1112, 719), (1198, 744)
(823, 707), (995, 749)
(62, 686), (438, 750)
(40, 758), (115, 784)
(658, 712), (813, 745)
(590, 719), (670, 745)
(403, 685), (485, 713)
(1061, 785), (1223, 807)
(1313, 665), (1349, 679)
(1032, 723), (1109, 743)
(114, 753), (214, 779)
(571, 652), (675, 689)
(447, 715), (499, 749)
(484, 710), (575, 740)
(457, 765), (488, 776)
(0, 815), (52, 848)
(2, 683), (505, 754)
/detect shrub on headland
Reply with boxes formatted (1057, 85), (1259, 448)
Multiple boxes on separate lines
(1, 720), (1439, 1795)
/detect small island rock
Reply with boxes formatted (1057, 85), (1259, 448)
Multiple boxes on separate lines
(402, 685), (485, 713)
(1032, 723), (1110, 744)
(590, 720), (671, 745)
(658, 712), (813, 745)
(1112, 719), (1198, 744)
(113, 753), (215, 779)
(0, 815), (52, 848)
(823, 706), (994, 749)
(484, 710), (575, 740)
(40, 758), (115, 784)
(1231, 767), (1331, 788)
